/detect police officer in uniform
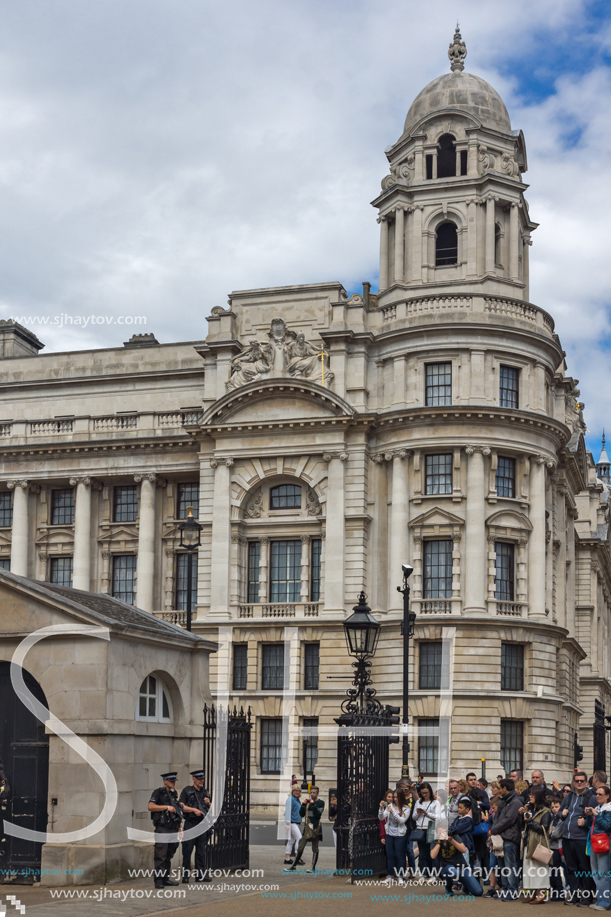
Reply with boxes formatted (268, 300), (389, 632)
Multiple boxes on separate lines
(148, 771), (183, 889)
(179, 769), (212, 883)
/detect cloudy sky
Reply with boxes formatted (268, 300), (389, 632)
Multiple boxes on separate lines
(0, 0), (609, 455)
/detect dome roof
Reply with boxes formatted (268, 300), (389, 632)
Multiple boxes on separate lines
(404, 70), (511, 136)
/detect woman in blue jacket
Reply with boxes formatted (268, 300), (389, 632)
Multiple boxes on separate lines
(585, 784), (611, 911)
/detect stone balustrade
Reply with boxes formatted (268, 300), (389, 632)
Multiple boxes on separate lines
(238, 602), (320, 619)
(153, 610), (190, 626)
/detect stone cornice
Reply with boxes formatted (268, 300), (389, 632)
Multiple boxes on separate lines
(0, 365), (205, 395)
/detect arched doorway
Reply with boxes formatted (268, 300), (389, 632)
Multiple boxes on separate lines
(0, 661), (49, 880)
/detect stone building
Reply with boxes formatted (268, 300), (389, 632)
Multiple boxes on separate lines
(0, 29), (610, 815)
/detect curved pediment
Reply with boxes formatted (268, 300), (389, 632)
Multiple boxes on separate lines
(201, 379), (356, 426)
(486, 509), (532, 531)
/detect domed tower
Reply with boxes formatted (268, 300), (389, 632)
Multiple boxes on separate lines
(373, 26), (536, 298)
(597, 433), (610, 485)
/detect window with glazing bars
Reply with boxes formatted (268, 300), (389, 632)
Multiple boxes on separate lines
(175, 553), (198, 610)
(303, 717), (318, 773)
(261, 718), (283, 774)
(270, 540), (301, 602)
(494, 542), (515, 601)
(304, 643), (320, 689)
(311, 539), (321, 602)
(0, 558), (9, 570)
(232, 644), (248, 690)
(418, 718), (440, 774)
(425, 363), (452, 406)
(114, 485), (138, 522)
(50, 556), (73, 587)
(501, 643), (524, 691)
(496, 456), (516, 498)
(177, 483), (199, 519)
(112, 555), (137, 604)
(0, 492), (12, 527)
(262, 644), (285, 689)
(419, 642), (442, 689)
(500, 720), (523, 772)
(423, 540), (453, 598)
(51, 489), (75, 525)
(500, 365), (519, 409)
(425, 454), (452, 494)
(247, 542), (260, 603)
(270, 484), (302, 509)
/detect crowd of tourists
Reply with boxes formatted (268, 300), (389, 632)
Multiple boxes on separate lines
(376, 768), (611, 906)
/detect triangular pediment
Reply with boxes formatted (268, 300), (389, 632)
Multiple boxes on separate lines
(409, 507), (464, 528)
(202, 379), (356, 426)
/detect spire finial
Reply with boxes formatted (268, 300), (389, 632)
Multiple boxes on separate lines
(603, 430), (606, 449)
(448, 24), (467, 72)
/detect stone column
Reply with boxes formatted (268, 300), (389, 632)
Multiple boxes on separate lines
(209, 458), (233, 617)
(379, 217), (389, 290)
(466, 198), (477, 278)
(485, 196), (495, 274)
(509, 202), (520, 280)
(412, 206), (423, 283)
(69, 477), (94, 591)
(300, 535), (310, 602)
(259, 537), (269, 603)
(529, 456), (549, 617)
(323, 452), (346, 615)
(464, 446), (489, 614)
(393, 208), (405, 283)
(389, 451), (409, 612)
(7, 480), (30, 576)
(135, 473), (157, 612)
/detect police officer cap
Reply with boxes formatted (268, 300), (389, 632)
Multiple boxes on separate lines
(190, 770), (206, 778)
(161, 771), (178, 780)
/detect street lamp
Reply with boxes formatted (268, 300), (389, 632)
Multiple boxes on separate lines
(397, 564), (416, 778)
(341, 592), (382, 715)
(178, 505), (201, 632)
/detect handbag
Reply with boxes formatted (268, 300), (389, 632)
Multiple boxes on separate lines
(410, 828), (425, 841)
(531, 843), (553, 865)
(591, 817), (611, 854)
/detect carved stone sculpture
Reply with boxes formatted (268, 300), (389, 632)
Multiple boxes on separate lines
(501, 152), (520, 178)
(478, 144), (495, 173)
(226, 341), (274, 390)
(225, 319), (333, 389)
(286, 333), (334, 384)
(448, 25), (467, 72)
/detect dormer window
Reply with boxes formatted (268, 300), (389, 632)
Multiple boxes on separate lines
(435, 222), (458, 266)
(437, 134), (457, 178)
(269, 484), (301, 509)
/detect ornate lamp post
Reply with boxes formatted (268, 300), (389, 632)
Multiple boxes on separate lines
(178, 505), (201, 632)
(341, 592), (383, 714)
(397, 564), (416, 778)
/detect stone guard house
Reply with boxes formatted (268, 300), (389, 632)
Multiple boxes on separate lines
(0, 569), (215, 884)
(0, 30), (610, 819)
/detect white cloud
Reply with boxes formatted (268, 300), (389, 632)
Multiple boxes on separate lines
(0, 0), (609, 438)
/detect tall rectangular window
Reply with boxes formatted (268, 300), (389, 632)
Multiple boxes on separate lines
(114, 485), (138, 522)
(501, 643), (524, 691)
(419, 642), (442, 689)
(262, 644), (284, 690)
(232, 644), (248, 691)
(418, 718), (439, 775)
(425, 363), (452, 406)
(51, 489), (75, 525)
(270, 540), (301, 602)
(500, 365), (519, 409)
(50, 556), (73, 587)
(500, 720), (523, 773)
(495, 542), (515, 601)
(0, 492), (12, 527)
(425, 454), (452, 494)
(177, 483), (199, 519)
(112, 555), (137, 604)
(0, 558), (9, 570)
(425, 154), (433, 180)
(423, 540), (453, 598)
(260, 718), (283, 774)
(310, 539), (321, 602)
(496, 456), (516, 498)
(304, 643), (320, 690)
(247, 542), (260, 603)
(303, 717), (318, 773)
(175, 553), (198, 610)
(460, 149), (468, 175)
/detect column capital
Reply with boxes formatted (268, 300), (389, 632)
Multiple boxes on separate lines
(300, 534), (311, 544)
(260, 536), (270, 546)
(373, 449), (410, 463)
(322, 451), (348, 463)
(69, 476), (103, 490)
(134, 472), (167, 485)
(530, 454), (556, 470)
(7, 480), (30, 491)
(209, 457), (234, 468)
(464, 445), (491, 456)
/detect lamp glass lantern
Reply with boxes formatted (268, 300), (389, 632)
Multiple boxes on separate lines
(343, 592), (381, 658)
(179, 505), (201, 549)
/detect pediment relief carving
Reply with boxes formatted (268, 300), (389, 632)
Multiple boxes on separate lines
(202, 378), (355, 426)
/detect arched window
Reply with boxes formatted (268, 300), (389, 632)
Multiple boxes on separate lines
(495, 224), (502, 266)
(269, 484), (301, 509)
(136, 675), (172, 723)
(437, 134), (456, 178)
(435, 222), (458, 266)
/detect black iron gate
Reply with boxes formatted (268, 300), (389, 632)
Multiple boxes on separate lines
(594, 699), (607, 774)
(335, 709), (392, 882)
(0, 662), (49, 882)
(202, 705), (252, 872)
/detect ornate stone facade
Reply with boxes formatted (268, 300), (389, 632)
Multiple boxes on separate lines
(0, 32), (610, 815)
